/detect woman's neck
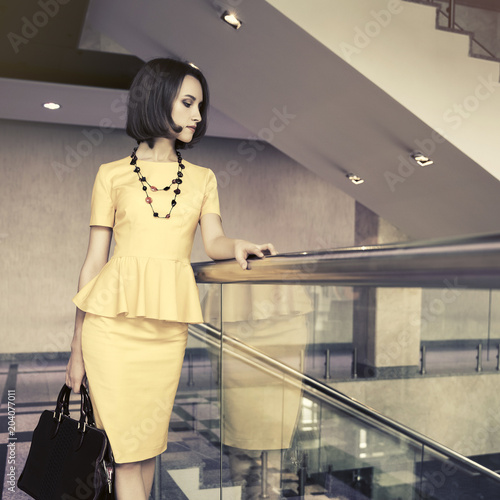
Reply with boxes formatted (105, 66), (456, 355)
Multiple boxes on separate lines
(136, 138), (178, 162)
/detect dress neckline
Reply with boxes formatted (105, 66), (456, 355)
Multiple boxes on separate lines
(135, 158), (180, 165)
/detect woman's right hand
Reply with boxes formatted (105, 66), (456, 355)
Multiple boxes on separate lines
(65, 350), (86, 393)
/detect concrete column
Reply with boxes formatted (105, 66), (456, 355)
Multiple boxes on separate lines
(353, 203), (422, 378)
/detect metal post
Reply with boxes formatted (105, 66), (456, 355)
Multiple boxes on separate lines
(300, 349), (305, 373)
(351, 348), (358, 379)
(496, 344), (500, 371)
(297, 452), (307, 498)
(448, 0), (456, 29)
(260, 451), (269, 499)
(420, 345), (427, 375)
(324, 349), (331, 380)
(153, 455), (161, 499)
(476, 343), (483, 372)
(187, 353), (195, 387)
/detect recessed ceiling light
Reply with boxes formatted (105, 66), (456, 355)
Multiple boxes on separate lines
(221, 11), (242, 29)
(346, 173), (364, 185)
(411, 152), (433, 167)
(43, 102), (61, 110)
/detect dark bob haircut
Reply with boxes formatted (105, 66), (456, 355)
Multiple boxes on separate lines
(126, 58), (209, 150)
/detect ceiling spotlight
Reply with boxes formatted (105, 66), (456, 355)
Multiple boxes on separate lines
(221, 11), (242, 29)
(411, 152), (433, 167)
(43, 102), (61, 110)
(347, 173), (364, 185)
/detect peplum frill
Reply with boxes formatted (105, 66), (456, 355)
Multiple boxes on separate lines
(72, 256), (204, 323)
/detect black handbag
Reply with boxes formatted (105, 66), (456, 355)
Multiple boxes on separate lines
(18, 384), (114, 500)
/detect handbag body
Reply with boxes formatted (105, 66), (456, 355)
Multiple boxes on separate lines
(18, 384), (114, 500)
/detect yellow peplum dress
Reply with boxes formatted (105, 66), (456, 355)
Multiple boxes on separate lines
(72, 155), (220, 464)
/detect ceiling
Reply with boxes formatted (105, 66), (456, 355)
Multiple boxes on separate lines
(0, 0), (253, 137)
(1, 0), (500, 240)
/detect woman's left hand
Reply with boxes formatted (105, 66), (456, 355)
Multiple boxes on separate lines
(234, 240), (278, 270)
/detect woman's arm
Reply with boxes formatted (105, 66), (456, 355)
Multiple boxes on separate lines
(65, 226), (113, 392)
(200, 213), (277, 269)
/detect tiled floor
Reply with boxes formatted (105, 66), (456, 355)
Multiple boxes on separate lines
(0, 358), (312, 500)
(2, 344), (500, 500)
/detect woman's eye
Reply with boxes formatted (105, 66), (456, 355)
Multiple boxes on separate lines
(183, 101), (192, 108)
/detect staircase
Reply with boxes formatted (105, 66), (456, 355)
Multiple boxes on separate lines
(405, 0), (500, 63)
(266, 0), (500, 182)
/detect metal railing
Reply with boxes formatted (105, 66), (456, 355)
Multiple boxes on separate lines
(189, 322), (500, 484)
(419, 0), (498, 60)
(192, 232), (500, 288)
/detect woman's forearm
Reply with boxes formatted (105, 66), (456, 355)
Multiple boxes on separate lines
(71, 262), (105, 352)
(206, 235), (240, 260)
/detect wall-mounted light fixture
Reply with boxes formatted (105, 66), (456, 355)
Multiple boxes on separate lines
(411, 152), (433, 167)
(43, 102), (61, 110)
(346, 173), (364, 185)
(221, 11), (242, 29)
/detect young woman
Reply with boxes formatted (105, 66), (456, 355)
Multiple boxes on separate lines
(65, 58), (276, 500)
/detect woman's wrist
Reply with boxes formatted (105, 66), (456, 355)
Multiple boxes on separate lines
(70, 332), (82, 353)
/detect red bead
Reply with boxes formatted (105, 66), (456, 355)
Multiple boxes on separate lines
(166, 214), (171, 218)
(145, 197), (152, 204)
(151, 186), (158, 192)
(172, 179), (177, 184)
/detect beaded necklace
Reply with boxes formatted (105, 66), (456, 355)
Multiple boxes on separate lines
(130, 146), (185, 219)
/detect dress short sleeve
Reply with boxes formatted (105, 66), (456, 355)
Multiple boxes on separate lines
(89, 165), (115, 227)
(200, 169), (221, 220)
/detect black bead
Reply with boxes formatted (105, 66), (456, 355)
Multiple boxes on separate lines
(141, 176), (146, 181)
(174, 188), (181, 195)
(180, 164), (185, 169)
(134, 167), (140, 173)
(178, 172), (183, 178)
(153, 212), (159, 217)
(143, 186), (147, 191)
(171, 200), (177, 206)
(131, 158), (137, 165)
(164, 186), (170, 191)
(177, 179), (183, 184)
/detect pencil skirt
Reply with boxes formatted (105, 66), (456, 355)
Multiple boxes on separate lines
(81, 312), (188, 464)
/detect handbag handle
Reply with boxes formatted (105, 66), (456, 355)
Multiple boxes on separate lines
(53, 384), (97, 430)
(78, 384), (97, 431)
(53, 384), (71, 422)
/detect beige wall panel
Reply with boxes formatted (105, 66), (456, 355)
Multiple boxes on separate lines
(0, 119), (355, 354)
(420, 289), (493, 341)
(334, 373), (500, 456)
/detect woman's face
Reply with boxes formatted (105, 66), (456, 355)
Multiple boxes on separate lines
(170, 75), (203, 143)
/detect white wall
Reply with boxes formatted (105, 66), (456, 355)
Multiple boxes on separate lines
(267, 0), (500, 180)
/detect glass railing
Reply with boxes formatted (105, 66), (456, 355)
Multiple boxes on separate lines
(153, 233), (500, 499)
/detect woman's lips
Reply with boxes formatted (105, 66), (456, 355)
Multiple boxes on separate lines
(186, 126), (196, 132)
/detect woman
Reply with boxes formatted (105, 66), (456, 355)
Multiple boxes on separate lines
(65, 58), (276, 500)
